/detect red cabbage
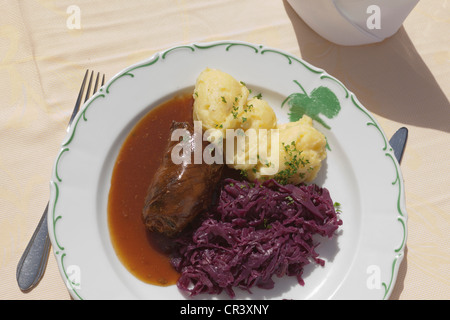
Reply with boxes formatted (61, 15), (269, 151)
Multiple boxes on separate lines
(170, 178), (342, 298)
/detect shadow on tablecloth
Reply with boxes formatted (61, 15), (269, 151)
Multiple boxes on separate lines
(283, 0), (450, 134)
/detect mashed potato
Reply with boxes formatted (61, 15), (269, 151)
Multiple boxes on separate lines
(193, 68), (327, 185)
(239, 97), (277, 131)
(244, 115), (326, 183)
(193, 68), (249, 133)
(193, 69), (277, 132)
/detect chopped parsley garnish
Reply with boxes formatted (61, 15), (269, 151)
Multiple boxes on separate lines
(274, 141), (310, 185)
(243, 104), (253, 113)
(333, 202), (342, 213)
(263, 218), (272, 229)
(285, 196), (295, 205)
(239, 169), (248, 179)
(231, 105), (239, 119)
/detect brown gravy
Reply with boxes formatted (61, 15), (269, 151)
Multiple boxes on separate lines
(107, 93), (194, 286)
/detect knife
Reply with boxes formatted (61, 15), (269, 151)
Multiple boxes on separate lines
(389, 127), (408, 164)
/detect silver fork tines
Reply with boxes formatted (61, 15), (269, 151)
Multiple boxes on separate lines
(69, 70), (106, 126)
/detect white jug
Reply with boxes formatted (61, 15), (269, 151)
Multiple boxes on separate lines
(287, 0), (420, 45)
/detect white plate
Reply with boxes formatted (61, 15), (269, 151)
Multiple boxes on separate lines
(48, 40), (407, 300)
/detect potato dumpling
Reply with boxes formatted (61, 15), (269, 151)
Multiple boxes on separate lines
(245, 116), (326, 184)
(239, 98), (277, 131)
(223, 98), (278, 172)
(193, 68), (249, 133)
(192, 68), (327, 185)
(275, 115), (326, 184)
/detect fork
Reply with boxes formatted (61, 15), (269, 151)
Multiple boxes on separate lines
(16, 70), (106, 292)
